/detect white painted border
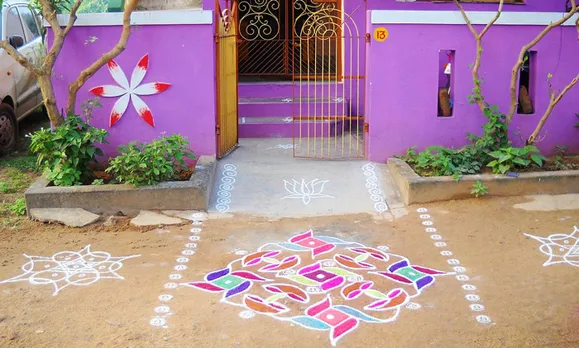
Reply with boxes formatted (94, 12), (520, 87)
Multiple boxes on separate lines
(371, 10), (579, 26)
(43, 9), (212, 27)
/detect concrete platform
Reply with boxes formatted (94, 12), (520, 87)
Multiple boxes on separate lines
(208, 138), (402, 218)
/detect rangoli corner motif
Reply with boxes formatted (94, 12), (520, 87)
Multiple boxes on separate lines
(0, 245), (140, 296)
(525, 226), (579, 267)
(89, 53), (171, 128)
(185, 229), (451, 346)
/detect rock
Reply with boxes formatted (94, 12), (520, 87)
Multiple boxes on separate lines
(130, 211), (183, 227)
(161, 210), (207, 221)
(29, 208), (100, 228)
(103, 216), (127, 227)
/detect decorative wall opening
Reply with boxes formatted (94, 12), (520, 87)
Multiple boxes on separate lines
(237, 0), (341, 81)
(437, 50), (454, 117)
(517, 51), (535, 115)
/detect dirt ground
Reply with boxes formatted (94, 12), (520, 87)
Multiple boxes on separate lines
(1, 196), (578, 347)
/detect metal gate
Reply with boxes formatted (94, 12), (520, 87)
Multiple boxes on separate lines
(292, 2), (366, 159)
(216, 0), (239, 159)
(237, 0), (341, 80)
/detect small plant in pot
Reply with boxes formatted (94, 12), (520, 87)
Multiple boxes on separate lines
(105, 134), (197, 187)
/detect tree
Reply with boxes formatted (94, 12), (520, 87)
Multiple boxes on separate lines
(0, 0), (139, 126)
(454, 0), (579, 145)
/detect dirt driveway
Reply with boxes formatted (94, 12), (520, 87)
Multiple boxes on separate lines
(1, 196), (578, 347)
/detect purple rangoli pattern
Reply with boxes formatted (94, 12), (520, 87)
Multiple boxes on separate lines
(185, 230), (451, 346)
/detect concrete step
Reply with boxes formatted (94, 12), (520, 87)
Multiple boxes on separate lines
(239, 97), (349, 118)
(239, 118), (344, 138)
(238, 83), (345, 99)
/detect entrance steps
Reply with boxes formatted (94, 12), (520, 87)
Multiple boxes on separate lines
(238, 97), (351, 138)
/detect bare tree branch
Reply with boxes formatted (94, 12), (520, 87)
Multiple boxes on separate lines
(65, 0), (139, 116)
(506, 1), (578, 124)
(0, 41), (43, 76)
(43, 0), (84, 72)
(527, 73), (579, 144)
(453, 0), (504, 113)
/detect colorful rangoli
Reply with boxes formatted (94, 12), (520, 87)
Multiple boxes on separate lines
(185, 230), (450, 346)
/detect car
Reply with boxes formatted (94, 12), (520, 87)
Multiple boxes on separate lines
(0, 0), (44, 155)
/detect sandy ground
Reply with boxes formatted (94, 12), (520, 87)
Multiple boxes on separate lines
(1, 196), (578, 347)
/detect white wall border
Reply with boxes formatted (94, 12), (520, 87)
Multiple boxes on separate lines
(371, 10), (579, 26)
(43, 9), (212, 27)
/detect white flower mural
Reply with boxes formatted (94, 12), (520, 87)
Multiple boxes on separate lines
(282, 179), (334, 205)
(89, 53), (171, 127)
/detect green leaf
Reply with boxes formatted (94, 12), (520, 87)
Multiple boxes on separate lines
(324, 267), (357, 277)
(284, 275), (318, 286)
(487, 160), (498, 167)
(499, 164), (510, 174)
(489, 151), (502, 159)
(365, 289), (388, 299)
(498, 154), (512, 163)
(530, 154), (544, 167)
(513, 157), (530, 166)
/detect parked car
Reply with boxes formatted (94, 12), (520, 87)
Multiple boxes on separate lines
(0, 0), (44, 155)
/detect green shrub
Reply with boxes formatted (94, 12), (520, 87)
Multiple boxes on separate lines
(29, 114), (108, 186)
(106, 134), (196, 187)
(471, 180), (488, 198)
(8, 198), (26, 216)
(399, 104), (540, 181)
(486, 145), (545, 174)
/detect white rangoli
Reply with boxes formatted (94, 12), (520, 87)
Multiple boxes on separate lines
(524, 226), (579, 267)
(0, 245), (140, 296)
(282, 179), (334, 205)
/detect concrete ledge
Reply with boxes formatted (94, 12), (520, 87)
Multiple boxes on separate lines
(25, 156), (216, 217)
(387, 158), (579, 205)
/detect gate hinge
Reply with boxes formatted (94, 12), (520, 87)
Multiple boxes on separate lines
(363, 123), (369, 133)
(216, 124), (221, 135)
(365, 33), (371, 43)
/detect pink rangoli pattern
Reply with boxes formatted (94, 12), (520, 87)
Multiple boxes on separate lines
(185, 230), (451, 346)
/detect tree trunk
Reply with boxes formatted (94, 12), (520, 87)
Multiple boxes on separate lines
(38, 74), (63, 126)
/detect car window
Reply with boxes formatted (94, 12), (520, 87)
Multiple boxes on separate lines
(5, 7), (25, 40)
(18, 6), (41, 42)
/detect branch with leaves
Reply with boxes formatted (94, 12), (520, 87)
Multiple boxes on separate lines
(0, 0), (139, 126)
(506, 1), (579, 124)
(453, 0), (504, 113)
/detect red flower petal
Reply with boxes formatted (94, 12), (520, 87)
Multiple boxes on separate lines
(374, 272), (413, 284)
(290, 230), (313, 243)
(186, 282), (223, 292)
(306, 296), (331, 316)
(331, 318), (358, 345)
(231, 271), (267, 281)
(412, 265), (446, 275)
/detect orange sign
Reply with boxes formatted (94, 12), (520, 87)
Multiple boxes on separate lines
(373, 27), (389, 42)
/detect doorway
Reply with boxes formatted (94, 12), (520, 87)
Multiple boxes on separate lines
(237, 0), (341, 82)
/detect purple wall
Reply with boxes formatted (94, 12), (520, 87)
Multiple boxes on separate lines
(366, 20), (579, 161)
(49, 23), (216, 160)
(367, 0), (569, 12)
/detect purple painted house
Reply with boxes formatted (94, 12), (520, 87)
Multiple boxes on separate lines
(49, 0), (579, 162)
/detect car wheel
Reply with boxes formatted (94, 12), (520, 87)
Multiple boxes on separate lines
(0, 103), (18, 156)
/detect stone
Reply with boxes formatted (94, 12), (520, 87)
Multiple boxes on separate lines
(103, 216), (122, 227)
(130, 211), (183, 227)
(29, 208), (100, 228)
(161, 210), (207, 221)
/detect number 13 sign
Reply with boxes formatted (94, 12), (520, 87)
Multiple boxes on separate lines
(373, 27), (389, 42)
